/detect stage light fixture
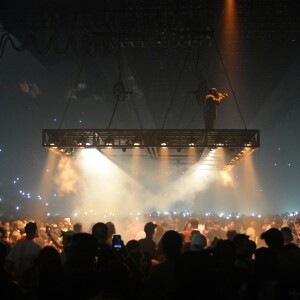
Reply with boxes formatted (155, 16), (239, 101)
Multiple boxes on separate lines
(75, 136), (88, 147)
(215, 137), (225, 147)
(160, 137), (169, 146)
(188, 137), (197, 146)
(132, 136), (142, 146)
(48, 137), (56, 146)
(104, 136), (114, 146)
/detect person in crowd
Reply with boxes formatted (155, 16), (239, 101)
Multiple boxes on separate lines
(10, 220), (25, 245)
(73, 222), (83, 233)
(0, 227), (11, 253)
(92, 222), (116, 268)
(280, 226), (298, 249)
(233, 234), (256, 270)
(206, 220), (227, 245)
(246, 220), (258, 244)
(260, 227), (284, 251)
(153, 224), (165, 245)
(143, 230), (183, 299)
(3, 221), (11, 243)
(106, 221), (116, 246)
(47, 224), (63, 251)
(261, 217), (271, 232)
(61, 217), (72, 232)
(5, 222), (41, 281)
(59, 230), (76, 264)
(190, 231), (207, 251)
(0, 242), (24, 299)
(138, 222), (158, 260)
(23, 246), (65, 299)
(92, 222), (109, 246)
(34, 226), (49, 248)
(125, 239), (151, 280)
(293, 218), (300, 245)
(64, 233), (99, 299)
(227, 229), (238, 241)
(181, 217), (200, 243)
(224, 220), (238, 232)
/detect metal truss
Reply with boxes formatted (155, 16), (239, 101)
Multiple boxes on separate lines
(42, 129), (260, 170)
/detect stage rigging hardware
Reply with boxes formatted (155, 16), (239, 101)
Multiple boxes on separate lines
(12, 0), (262, 171)
(42, 129), (260, 171)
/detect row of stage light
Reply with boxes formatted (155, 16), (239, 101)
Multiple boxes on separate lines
(42, 129), (260, 157)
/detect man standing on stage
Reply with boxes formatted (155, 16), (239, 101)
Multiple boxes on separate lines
(204, 88), (228, 129)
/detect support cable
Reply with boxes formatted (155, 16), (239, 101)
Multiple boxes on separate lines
(58, 56), (87, 129)
(108, 51), (143, 129)
(107, 50), (122, 129)
(161, 49), (190, 129)
(120, 63), (144, 129)
(212, 35), (247, 130)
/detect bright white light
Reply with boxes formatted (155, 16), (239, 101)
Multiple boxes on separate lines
(220, 171), (234, 186)
(16, 206), (19, 210)
(258, 214), (261, 218)
(47, 213), (51, 216)
(79, 149), (113, 173)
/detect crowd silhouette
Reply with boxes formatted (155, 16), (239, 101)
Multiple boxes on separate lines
(1, 212), (300, 300)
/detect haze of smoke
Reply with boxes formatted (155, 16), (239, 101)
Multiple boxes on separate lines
(53, 149), (239, 222)
(54, 156), (81, 196)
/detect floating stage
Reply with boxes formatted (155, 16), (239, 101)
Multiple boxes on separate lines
(42, 129), (260, 172)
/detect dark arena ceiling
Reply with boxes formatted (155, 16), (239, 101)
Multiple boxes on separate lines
(1, 0), (299, 128)
(0, 0), (299, 172)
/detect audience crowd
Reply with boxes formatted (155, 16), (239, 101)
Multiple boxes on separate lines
(1, 212), (300, 299)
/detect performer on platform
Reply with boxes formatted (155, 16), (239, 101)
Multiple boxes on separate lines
(204, 88), (228, 129)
